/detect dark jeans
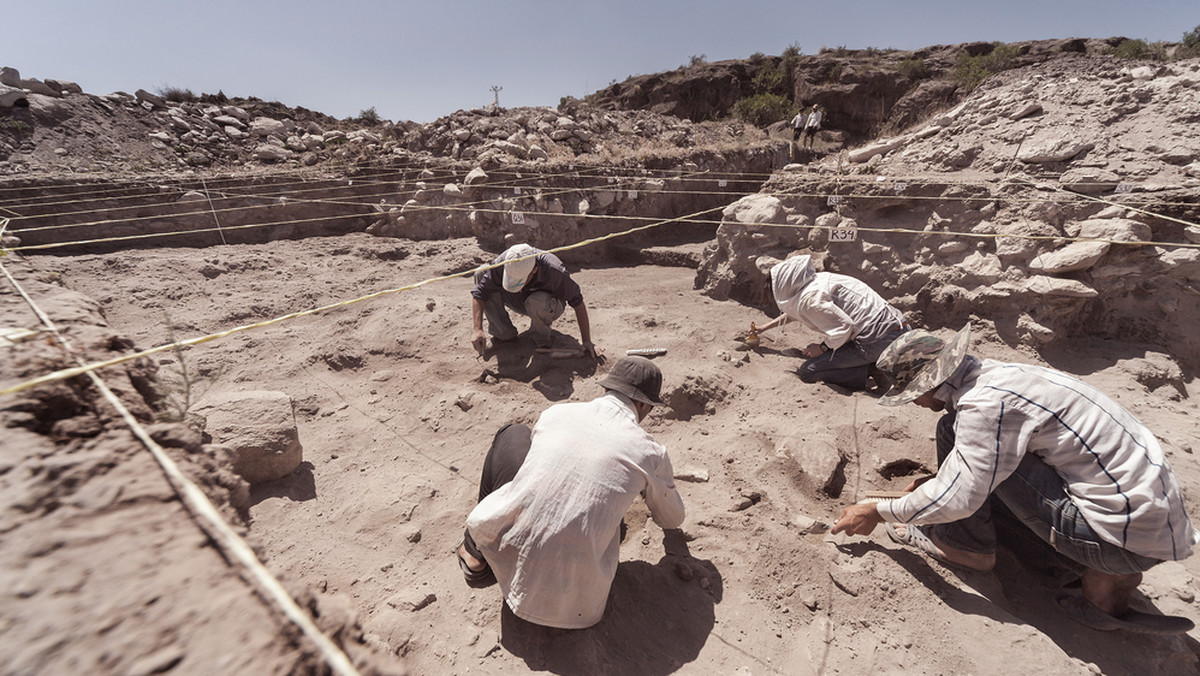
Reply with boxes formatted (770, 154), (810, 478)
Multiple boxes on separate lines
(930, 412), (1161, 576)
(462, 423), (532, 562)
(799, 325), (906, 390)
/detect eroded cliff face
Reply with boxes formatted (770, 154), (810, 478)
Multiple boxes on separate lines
(586, 38), (1133, 142)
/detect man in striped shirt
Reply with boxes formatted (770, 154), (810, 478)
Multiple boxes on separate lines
(832, 325), (1198, 633)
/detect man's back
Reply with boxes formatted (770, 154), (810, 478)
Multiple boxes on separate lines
(466, 392), (683, 628)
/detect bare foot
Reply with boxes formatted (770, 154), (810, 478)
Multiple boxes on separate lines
(1081, 568), (1141, 617)
(458, 543), (487, 573)
(891, 524), (997, 572)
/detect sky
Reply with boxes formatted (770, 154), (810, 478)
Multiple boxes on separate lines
(6, 1), (1198, 124)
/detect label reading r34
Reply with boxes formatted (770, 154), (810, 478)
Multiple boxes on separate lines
(829, 225), (857, 242)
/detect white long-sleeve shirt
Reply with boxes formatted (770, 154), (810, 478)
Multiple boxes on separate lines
(879, 358), (1198, 561)
(465, 392), (685, 629)
(775, 264), (904, 350)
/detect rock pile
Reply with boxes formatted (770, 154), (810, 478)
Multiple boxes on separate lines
(696, 55), (1200, 369)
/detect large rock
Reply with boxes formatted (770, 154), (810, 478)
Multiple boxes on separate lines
(0, 84), (27, 108)
(1059, 168), (1120, 195)
(1074, 218), (1152, 243)
(1024, 275), (1098, 297)
(250, 116), (287, 137)
(195, 390), (303, 483)
(1018, 137), (1094, 163)
(0, 66), (20, 87)
(134, 88), (166, 108)
(1029, 241), (1110, 274)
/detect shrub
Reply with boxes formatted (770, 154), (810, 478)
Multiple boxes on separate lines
(897, 57), (931, 80)
(1112, 38), (1150, 59)
(751, 64), (788, 96)
(1179, 24), (1200, 58)
(157, 85), (197, 103)
(357, 106), (381, 124)
(954, 43), (1021, 91)
(688, 54), (707, 67)
(733, 93), (792, 127)
(0, 117), (29, 132)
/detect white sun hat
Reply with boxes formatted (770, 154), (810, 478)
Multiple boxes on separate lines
(500, 244), (539, 292)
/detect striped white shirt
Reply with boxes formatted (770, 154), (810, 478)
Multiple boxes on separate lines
(880, 358), (1198, 561)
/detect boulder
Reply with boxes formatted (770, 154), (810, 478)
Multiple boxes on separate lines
(253, 144), (294, 162)
(0, 84), (27, 108)
(464, 167), (488, 186)
(1018, 137), (1094, 163)
(195, 390), (303, 483)
(211, 114), (245, 129)
(1024, 275), (1098, 297)
(1059, 168), (1120, 195)
(0, 66), (20, 87)
(134, 88), (166, 108)
(848, 137), (905, 164)
(1029, 241), (1110, 274)
(250, 116), (287, 137)
(22, 78), (60, 97)
(1075, 218), (1152, 243)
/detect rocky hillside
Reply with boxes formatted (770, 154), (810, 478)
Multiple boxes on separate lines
(696, 53), (1200, 370)
(586, 37), (1170, 142)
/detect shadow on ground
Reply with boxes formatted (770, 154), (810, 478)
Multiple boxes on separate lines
(499, 530), (722, 675)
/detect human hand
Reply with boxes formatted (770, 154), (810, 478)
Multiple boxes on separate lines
(803, 342), (824, 358)
(471, 330), (488, 356)
(903, 475), (935, 493)
(830, 503), (883, 536)
(584, 341), (605, 363)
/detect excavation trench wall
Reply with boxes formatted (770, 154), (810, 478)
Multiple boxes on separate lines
(3, 145), (784, 264)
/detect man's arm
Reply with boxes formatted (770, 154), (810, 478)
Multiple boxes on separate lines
(832, 502), (883, 536)
(645, 452), (685, 529)
(471, 297), (487, 355)
(572, 302), (603, 360)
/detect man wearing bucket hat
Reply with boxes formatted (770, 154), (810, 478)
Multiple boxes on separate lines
(831, 324), (1198, 633)
(470, 243), (602, 359)
(457, 356), (685, 628)
(751, 254), (908, 391)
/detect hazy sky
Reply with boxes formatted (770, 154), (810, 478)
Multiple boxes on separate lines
(7, 1), (1198, 123)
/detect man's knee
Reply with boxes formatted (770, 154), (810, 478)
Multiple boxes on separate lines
(490, 323), (519, 341)
(798, 361), (822, 383)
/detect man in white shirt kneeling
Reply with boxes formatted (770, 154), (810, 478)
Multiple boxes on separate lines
(457, 356), (685, 629)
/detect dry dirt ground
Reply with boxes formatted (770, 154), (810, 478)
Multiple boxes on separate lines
(12, 232), (1200, 675)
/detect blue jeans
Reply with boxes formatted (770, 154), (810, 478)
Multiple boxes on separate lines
(931, 412), (1161, 576)
(799, 325), (906, 390)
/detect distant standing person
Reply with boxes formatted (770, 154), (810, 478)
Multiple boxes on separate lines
(470, 243), (603, 359)
(457, 356), (685, 628)
(803, 103), (822, 150)
(749, 254), (908, 391)
(790, 109), (807, 143)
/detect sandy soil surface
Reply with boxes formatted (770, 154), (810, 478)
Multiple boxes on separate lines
(17, 232), (1200, 675)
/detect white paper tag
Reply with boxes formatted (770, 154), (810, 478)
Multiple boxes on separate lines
(829, 224), (857, 242)
(511, 211), (525, 224)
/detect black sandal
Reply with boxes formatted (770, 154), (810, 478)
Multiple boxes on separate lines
(456, 541), (495, 587)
